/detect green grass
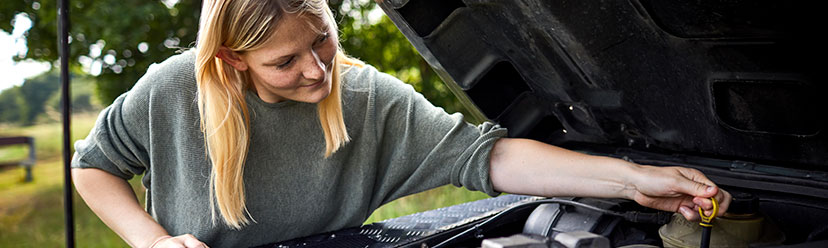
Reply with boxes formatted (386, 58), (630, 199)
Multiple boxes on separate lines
(0, 114), (140, 247)
(366, 186), (492, 224)
(0, 146), (28, 164)
(0, 160), (142, 247)
(0, 114), (492, 247)
(0, 113), (99, 161)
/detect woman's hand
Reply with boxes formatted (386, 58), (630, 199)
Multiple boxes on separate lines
(149, 234), (209, 248)
(626, 165), (732, 221)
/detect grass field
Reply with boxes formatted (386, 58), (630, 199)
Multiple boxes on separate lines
(0, 114), (491, 247)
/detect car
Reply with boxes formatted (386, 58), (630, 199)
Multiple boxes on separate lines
(260, 0), (828, 247)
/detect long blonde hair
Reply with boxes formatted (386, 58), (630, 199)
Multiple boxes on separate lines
(195, 0), (352, 229)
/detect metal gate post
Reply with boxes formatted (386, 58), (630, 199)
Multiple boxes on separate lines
(58, 0), (75, 246)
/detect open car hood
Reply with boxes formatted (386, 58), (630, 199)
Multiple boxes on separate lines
(376, 0), (827, 196)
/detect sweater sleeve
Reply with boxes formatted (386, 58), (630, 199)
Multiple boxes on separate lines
(360, 66), (508, 206)
(71, 93), (149, 179)
(71, 60), (170, 179)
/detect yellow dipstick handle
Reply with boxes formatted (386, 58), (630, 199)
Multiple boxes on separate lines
(698, 197), (718, 227)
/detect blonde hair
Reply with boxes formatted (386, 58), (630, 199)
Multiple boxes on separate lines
(195, 0), (353, 229)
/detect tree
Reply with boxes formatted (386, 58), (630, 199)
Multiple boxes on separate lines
(0, 87), (24, 123)
(16, 71), (61, 124)
(1, 0), (200, 104)
(0, 70), (100, 125)
(1, 0), (471, 117)
(45, 73), (101, 117)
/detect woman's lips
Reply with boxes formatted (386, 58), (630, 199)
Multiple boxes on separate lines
(301, 78), (325, 88)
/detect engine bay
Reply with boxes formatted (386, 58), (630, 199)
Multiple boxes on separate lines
(262, 182), (828, 248)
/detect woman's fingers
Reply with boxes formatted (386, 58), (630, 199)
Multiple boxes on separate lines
(632, 165), (733, 222)
(693, 189), (732, 213)
(674, 167), (718, 198)
(182, 234), (208, 248)
(678, 167), (717, 188)
(715, 189), (732, 216)
(155, 238), (185, 248)
(693, 197), (714, 210)
(679, 205), (700, 222)
(155, 234), (208, 248)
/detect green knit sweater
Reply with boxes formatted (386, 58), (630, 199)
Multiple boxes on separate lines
(72, 51), (506, 247)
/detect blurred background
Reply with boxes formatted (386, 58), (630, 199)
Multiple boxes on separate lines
(0, 0), (490, 246)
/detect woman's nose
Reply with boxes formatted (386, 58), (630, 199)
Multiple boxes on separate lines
(302, 50), (325, 81)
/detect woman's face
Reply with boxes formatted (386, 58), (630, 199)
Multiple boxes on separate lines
(238, 13), (338, 104)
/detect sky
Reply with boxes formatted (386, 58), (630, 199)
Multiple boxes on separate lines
(0, 13), (51, 92)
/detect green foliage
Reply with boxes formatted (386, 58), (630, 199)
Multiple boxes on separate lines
(16, 72), (61, 125)
(1, 0), (473, 117)
(1, 0), (200, 104)
(0, 71), (100, 125)
(330, 0), (470, 116)
(45, 75), (101, 115)
(0, 87), (24, 123)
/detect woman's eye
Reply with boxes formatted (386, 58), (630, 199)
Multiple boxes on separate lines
(277, 57), (294, 68)
(314, 33), (329, 46)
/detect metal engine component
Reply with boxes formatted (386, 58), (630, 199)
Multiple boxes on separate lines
(553, 231), (611, 248)
(481, 234), (550, 248)
(523, 199), (621, 238)
(481, 232), (611, 248)
(523, 203), (567, 237)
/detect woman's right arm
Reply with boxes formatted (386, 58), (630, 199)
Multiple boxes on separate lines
(72, 168), (207, 248)
(72, 167), (169, 247)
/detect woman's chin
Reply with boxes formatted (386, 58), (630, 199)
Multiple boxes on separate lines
(304, 82), (332, 104)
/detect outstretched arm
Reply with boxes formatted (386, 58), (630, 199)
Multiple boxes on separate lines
(488, 138), (731, 221)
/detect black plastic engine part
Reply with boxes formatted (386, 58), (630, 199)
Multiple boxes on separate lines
(256, 195), (542, 248)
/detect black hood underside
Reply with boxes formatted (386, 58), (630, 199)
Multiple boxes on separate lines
(377, 0), (827, 172)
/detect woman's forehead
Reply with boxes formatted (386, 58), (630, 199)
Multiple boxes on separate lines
(281, 12), (331, 34)
(249, 13), (333, 56)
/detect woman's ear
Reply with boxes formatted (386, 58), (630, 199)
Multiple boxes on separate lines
(217, 47), (248, 71)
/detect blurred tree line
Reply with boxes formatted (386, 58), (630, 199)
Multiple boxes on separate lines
(0, 0), (471, 125)
(0, 72), (99, 125)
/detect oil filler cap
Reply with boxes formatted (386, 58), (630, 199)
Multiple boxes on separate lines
(727, 192), (759, 215)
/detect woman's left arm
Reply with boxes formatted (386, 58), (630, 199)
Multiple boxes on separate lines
(489, 138), (732, 221)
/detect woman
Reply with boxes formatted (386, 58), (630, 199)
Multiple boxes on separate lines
(71, 0), (731, 247)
